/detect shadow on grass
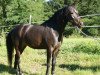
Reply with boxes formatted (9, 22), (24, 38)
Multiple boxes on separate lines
(0, 64), (39, 75)
(59, 64), (100, 72)
(0, 64), (16, 74)
(42, 63), (47, 66)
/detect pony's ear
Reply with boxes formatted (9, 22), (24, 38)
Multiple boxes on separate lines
(71, 0), (79, 7)
(72, 3), (76, 7)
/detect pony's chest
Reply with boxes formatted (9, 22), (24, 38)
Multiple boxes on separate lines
(44, 28), (61, 46)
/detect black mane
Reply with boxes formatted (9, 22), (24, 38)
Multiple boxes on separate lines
(41, 6), (69, 33)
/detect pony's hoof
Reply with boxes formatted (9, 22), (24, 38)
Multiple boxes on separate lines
(16, 71), (23, 75)
(19, 72), (23, 75)
(51, 72), (55, 75)
(16, 72), (23, 75)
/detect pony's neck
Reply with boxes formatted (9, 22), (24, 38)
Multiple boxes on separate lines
(42, 16), (68, 35)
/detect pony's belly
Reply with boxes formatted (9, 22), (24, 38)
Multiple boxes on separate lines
(26, 41), (47, 49)
(27, 44), (47, 49)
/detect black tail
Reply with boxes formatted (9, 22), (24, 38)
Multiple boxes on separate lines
(6, 32), (14, 67)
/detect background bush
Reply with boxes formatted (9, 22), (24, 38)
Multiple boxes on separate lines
(61, 38), (100, 54)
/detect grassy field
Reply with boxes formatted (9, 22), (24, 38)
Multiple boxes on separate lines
(0, 37), (100, 75)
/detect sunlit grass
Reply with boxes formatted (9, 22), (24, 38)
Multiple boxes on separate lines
(0, 38), (100, 75)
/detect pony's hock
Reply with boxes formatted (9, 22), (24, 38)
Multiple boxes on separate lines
(6, 4), (83, 75)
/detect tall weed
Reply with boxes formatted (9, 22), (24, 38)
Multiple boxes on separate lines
(0, 33), (6, 46)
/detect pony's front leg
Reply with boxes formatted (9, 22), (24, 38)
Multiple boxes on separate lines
(51, 48), (60, 75)
(46, 47), (52, 75)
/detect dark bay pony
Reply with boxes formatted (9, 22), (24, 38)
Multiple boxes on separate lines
(6, 4), (83, 75)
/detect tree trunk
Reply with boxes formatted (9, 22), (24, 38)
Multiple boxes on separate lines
(2, 5), (7, 19)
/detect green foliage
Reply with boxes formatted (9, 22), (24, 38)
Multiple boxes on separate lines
(6, 0), (44, 25)
(81, 16), (100, 36)
(61, 38), (100, 54)
(0, 0), (12, 25)
(82, 16), (100, 26)
(43, 2), (54, 19)
(87, 28), (98, 36)
(73, 41), (100, 54)
(77, 0), (100, 15)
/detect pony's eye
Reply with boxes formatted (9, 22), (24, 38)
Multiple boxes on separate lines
(70, 12), (73, 14)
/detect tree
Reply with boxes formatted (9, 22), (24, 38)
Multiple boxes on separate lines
(6, 0), (44, 25)
(44, 0), (64, 20)
(0, 0), (12, 25)
(0, 0), (12, 18)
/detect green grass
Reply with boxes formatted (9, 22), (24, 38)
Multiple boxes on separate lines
(0, 38), (100, 75)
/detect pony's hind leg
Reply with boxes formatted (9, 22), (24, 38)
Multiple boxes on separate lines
(14, 48), (22, 75)
(14, 43), (26, 75)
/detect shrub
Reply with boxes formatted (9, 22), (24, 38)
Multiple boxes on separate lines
(73, 42), (100, 54)
(61, 38), (100, 54)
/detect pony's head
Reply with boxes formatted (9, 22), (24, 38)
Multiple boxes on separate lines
(64, 5), (83, 28)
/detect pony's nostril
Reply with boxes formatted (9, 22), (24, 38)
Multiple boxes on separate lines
(81, 22), (84, 27)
